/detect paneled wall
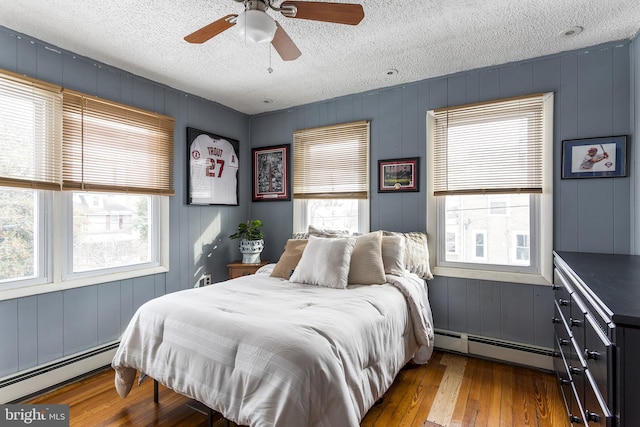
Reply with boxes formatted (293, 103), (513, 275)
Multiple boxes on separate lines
(251, 41), (633, 350)
(0, 26), (251, 379)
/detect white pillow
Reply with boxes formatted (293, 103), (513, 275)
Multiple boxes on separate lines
(289, 236), (356, 289)
(381, 235), (405, 276)
(348, 231), (386, 285)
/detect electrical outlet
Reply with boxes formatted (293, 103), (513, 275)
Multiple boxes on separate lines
(195, 274), (213, 288)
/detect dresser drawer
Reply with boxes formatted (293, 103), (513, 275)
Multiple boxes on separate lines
(569, 336), (587, 409)
(554, 335), (572, 415)
(584, 312), (614, 410)
(554, 300), (572, 345)
(583, 369), (613, 427)
(570, 289), (588, 334)
(569, 381), (586, 426)
(554, 267), (574, 322)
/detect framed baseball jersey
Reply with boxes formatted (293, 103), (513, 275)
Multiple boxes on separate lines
(187, 127), (240, 205)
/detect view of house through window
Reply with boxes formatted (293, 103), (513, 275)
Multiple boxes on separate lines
(302, 199), (360, 232)
(444, 194), (530, 266)
(72, 192), (154, 273)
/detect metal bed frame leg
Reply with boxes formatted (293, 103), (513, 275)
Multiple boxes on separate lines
(155, 378), (229, 427)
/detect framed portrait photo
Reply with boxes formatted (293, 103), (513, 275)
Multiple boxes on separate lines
(187, 127), (240, 205)
(378, 157), (419, 192)
(561, 135), (627, 179)
(252, 144), (290, 202)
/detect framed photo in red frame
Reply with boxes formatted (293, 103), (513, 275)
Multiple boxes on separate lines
(378, 157), (419, 192)
(252, 144), (291, 201)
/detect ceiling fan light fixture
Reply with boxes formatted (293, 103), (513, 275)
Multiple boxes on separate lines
(237, 10), (277, 44)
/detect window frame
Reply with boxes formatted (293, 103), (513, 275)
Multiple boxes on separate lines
(426, 93), (553, 285)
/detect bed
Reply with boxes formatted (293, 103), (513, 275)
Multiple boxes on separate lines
(112, 230), (434, 427)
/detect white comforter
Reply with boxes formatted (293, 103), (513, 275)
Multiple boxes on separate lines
(112, 270), (434, 427)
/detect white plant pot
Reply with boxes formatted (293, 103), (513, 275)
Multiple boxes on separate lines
(239, 239), (264, 264)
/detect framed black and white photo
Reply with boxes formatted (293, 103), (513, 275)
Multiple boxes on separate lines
(378, 157), (419, 192)
(562, 135), (627, 179)
(187, 127), (240, 205)
(252, 144), (290, 201)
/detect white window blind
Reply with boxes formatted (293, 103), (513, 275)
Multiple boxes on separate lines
(293, 120), (369, 199)
(432, 93), (550, 196)
(62, 89), (175, 195)
(0, 69), (62, 190)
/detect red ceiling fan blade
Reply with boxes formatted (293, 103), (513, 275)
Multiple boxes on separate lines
(184, 14), (237, 44)
(272, 22), (302, 61)
(280, 1), (364, 25)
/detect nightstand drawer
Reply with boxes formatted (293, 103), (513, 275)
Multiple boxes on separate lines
(227, 261), (269, 279)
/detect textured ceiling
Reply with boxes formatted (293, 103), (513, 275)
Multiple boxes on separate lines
(0, 0), (639, 115)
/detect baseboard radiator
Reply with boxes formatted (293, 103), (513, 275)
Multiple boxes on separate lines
(0, 341), (120, 403)
(434, 329), (554, 371)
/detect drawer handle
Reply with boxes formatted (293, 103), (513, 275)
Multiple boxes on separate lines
(559, 378), (570, 386)
(584, 349), (600, 360)
(552, 317), (561, 324)
(559, 338), (569, 346)
(586, 411), (600, 422)
(569, 414), (583, 424)
(552, 284), (560, 290)
(569, 366), (582, 375)
(558, 298), (569, 306)
(570, 318), (582, 327)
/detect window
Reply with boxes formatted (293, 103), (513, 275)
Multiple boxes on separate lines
(514, 232), (530, 263)
(0, 70), (61, 288)
(488, 196), (508, 216)
(473, 231), (487, 260)
(445, 231), (458, 255)
(0, 70), (173, 298)
(292, 121), (370, 234)
(427, 93), (553, 285)
(62, 90), (173, 278)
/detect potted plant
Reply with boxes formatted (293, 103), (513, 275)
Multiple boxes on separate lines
(230, 219), (265, 264)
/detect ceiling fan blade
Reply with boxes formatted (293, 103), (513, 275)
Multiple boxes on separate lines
(280, 1), (364, 25)
(272, 23), (302, 61)
(184, 14), (237, 44)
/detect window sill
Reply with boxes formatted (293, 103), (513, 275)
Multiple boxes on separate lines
(432, 266), (552, 286)
(0, 265), (169, 301)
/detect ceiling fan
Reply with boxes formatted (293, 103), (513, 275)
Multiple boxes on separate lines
(184, 0), (365, 61)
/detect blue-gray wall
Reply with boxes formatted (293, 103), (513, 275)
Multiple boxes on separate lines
(250, 41), (633, 349)
(0, 22), (637, 380)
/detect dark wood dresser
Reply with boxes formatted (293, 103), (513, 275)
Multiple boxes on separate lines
(553, 251), (640, 426)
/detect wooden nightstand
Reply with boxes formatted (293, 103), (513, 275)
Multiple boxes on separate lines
(227, 261), (269, 279)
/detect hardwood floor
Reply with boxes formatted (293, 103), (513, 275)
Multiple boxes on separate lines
(26, 350), (568, 426)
